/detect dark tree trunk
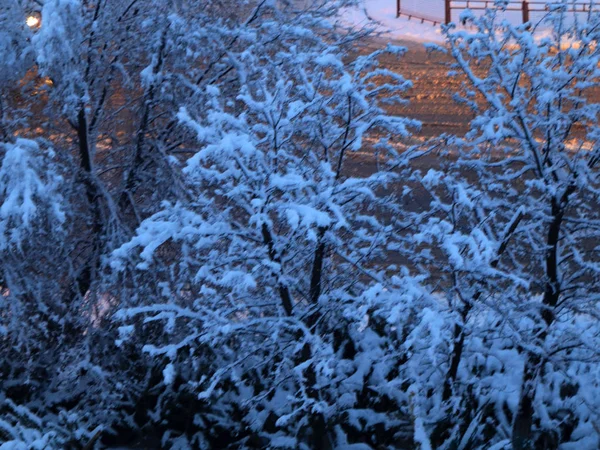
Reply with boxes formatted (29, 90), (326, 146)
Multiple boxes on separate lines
(309, 228), (327, 305)
(120, 28), (169, 218)
(72, 106), (103, 300)
(512, 196), (567, 450)
(261, 223), (293, 316)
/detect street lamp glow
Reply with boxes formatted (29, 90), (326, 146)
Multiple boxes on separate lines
(26, 16), (40, 28)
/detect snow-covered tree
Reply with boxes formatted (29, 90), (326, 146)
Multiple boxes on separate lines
(110, 0), (422, 446)
(0, 1), (33, 140)
(390, 3), (600, 449)
(0, 0), (421, 447)
(0, 0), (219, 445)
(0, 137), (71, 375)
(4, 0), (600, 448)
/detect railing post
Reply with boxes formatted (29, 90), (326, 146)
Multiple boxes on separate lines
(445, 0), (451, 24)
(522, 0), (529, 23)
(397, 0), (401, 18)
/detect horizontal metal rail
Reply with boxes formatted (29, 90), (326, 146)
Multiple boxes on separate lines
(395, 3), (443, 25)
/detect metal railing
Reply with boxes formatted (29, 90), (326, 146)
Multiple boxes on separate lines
(395, 0), (444, 25)
(396, 0), (600, 25)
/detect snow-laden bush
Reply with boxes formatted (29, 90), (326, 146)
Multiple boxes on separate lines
(391, 3), (600, 449)
(110, 1), (600, 448)
(0, 397), (65, 450)
(0, 138), (71, 360)
(0, 1), (32, 84)
(110, 2), (420, 445)
(1, 0), (600, 448)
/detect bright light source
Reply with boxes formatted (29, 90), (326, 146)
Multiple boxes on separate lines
(26, 16), (40, 28)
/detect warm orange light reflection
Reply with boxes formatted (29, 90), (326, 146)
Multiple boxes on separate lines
(26, 16), (40, 28)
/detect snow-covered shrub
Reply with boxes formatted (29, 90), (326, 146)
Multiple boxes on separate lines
(0, 1), (32, 81)
(2, 0), (600, 448)
(110, 0), (419, 446)
(388, 3), (600, 449)
(0, 394), (105, 450)
(0, 397), (65, 450)
(0, 138), (72, 370)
